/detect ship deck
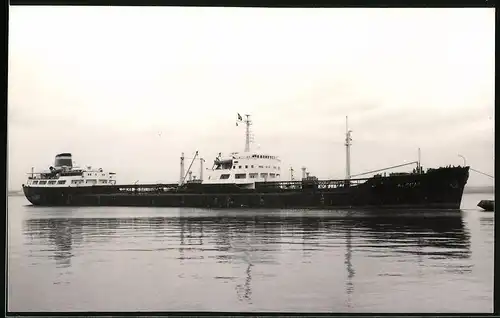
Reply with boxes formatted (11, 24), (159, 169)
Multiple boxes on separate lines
(106, 177), (378, 195)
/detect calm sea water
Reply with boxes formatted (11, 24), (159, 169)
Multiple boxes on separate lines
(7, 193), (494, 313)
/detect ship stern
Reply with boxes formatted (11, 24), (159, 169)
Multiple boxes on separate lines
(22, 185), (43, 206)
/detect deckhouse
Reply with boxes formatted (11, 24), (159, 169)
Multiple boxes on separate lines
(203, 151), (282, 185)
(24, 153), (116, 187)
(202, 114), (282, 188)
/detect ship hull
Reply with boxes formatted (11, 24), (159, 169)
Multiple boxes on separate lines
(22, 167), (469, 210)
(477, 200), (494, 211)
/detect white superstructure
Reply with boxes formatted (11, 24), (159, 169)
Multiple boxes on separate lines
(203, 151), (282, 187)
(26, 115), (281, 189)
(200, 114), (282, 188)
(24, 153), (116, 187)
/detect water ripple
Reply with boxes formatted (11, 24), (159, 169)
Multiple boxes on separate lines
(8, 197), (494, 313)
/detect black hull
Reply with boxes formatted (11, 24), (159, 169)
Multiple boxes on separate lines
(477, 200), (494, 211)
(23, 167), (469, 210)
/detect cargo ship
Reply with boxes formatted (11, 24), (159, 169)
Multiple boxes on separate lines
(22, 115), (469, 209)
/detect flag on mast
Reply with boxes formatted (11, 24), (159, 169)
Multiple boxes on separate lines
(236, 113), (243, 126)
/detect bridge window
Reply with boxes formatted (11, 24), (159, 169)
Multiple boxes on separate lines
(57, 180), (66, 185)
(233, 166), (236, 169)
(32, 181), (38, 185)
(259, 165), (264, 168)
(251, 165), (254, 168)
(239, 166), (242, 169)
(249, 173), (258, 178)
(86, 179), (97, 184)
(235, 173), (246, 179)
(260, 173), (268, 178)
(99, 180), (108, 184)
(245, 165), (248, 169)
(220, 174), (230, 180)
(39, 181), (47, 185)
(270, 173), (276, 178)
(48, 181), (56, 185)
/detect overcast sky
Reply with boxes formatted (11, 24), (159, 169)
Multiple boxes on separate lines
(8, 7), (494, 189)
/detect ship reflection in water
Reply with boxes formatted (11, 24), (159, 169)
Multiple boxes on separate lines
(16, 208), (488, 312)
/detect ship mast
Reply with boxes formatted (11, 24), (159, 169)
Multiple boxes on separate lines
(345, 116), (353, 180)
(199, 158), (205, 180)
(417, 148), (421, 173)
(236, 113), (253, 152)
(244, 114), (252, 152)
(179, 152), (185, 186)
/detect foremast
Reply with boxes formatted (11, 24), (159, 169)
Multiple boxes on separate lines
(345, 116), (353, 180)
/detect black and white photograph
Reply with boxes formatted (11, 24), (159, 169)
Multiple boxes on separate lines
(7, 6), (495, 314)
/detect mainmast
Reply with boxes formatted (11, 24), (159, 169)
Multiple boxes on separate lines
(345, 116), (353, 180)
(237, 113), (253, 152)
(244, 114), (252, 152)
